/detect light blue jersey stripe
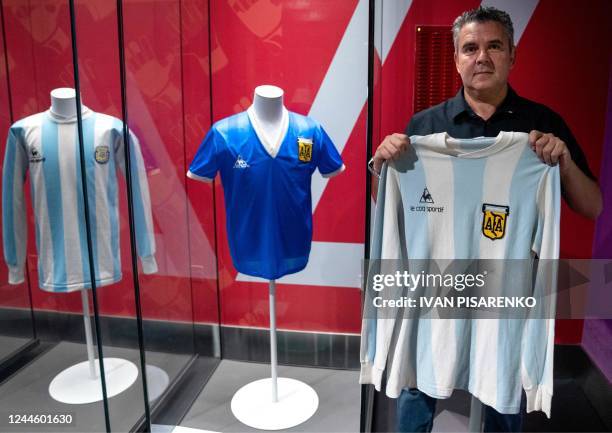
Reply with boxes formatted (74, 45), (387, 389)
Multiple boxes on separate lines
(505, 146), (542, 259)
(493, 144), (541, 408)
(41, 118), (67, 289)
(2, 128), (19, 266)
(31, 179), (43, 278)
(109, 128), (120, 279)
(452, 155), (487, 391)
(396, 155), (437, 392)
(75, 117), (95, 284)
(129, 134), (152, 258)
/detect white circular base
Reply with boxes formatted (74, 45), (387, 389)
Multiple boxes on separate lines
(49, 358), (138, 404)
(145, 365), (170, 402)
(231, 377), (318, 430)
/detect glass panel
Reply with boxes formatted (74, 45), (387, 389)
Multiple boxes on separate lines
(0, 0), (36, 370)
(173, 1), (365, 431)
(0, 1), (108, 431)
(204, 0), (365, 366)
(121, 0), (219, 426)
(71, 0), (181, 430)
(367, 1), (611, 431)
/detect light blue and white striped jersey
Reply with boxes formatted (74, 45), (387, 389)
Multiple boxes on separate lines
(2, 108), (157, 292)
(360, 131), (560, 417)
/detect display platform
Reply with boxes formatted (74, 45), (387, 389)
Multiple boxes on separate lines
(180, 360), (359, 432)
(153, 425), (220, 433)
(0, 335), (36, 365)
(0, 341), (191, 432)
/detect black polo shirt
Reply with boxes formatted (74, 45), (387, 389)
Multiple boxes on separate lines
(406, 86), (596, 180)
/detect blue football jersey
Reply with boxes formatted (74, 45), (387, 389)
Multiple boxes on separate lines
(187, 108), (344, 280)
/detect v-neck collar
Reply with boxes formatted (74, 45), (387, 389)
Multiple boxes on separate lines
(246, 106), (289, 158)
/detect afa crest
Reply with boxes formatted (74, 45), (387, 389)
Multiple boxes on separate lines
(482, 203), (509, 240)
(297, 137), (313, 162)
(94, 145), (110, 164)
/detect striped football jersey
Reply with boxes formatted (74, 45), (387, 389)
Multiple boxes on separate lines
(360, 131), (560, 417)
(2, 108), (157, 292)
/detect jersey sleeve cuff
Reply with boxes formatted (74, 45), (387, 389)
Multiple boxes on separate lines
(187, 170), (214, 183)
(359, 362), (384, 391)
(525, 386), (552, 418)
(321, 163), (346, 178)
(140, 255), (158, 274)
(8, 266), (24, 285)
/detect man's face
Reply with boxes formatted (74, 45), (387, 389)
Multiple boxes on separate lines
(454, 21), (515, 94)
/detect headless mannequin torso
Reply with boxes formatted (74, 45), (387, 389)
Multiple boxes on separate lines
(248, 85), (288, 158)
(50, 87), (87, 119)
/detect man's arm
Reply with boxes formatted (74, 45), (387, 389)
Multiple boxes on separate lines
(371, 133), (410, 174)
(529, 130), (602, 220)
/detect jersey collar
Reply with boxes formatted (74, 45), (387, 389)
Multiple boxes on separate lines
(415, 131), (517, 158)
(47, 106), (93, 123)
(445, 131), (516, 158)
(247, 106), (289, 158)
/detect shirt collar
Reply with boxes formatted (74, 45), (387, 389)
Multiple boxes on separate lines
(450, 85), (519, 120)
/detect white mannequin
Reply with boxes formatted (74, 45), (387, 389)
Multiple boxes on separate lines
(230, 87), (319, 431)
(50, 88), (86, 119)
(46, 87), (139, 404)
(248, 85), (288, 158)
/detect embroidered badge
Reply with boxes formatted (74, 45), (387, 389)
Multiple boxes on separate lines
(94, 145), (110, 164)
(297, 137), (313, 162)
(481, 203), (509, 240)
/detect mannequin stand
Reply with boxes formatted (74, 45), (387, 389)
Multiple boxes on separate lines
(49, 289), (138, 404)
(230, 280), (319, 430)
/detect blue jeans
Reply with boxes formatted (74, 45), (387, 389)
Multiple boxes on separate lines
(397, 389), (524, 432)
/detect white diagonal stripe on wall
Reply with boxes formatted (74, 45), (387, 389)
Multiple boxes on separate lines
(379, 0), (413, 64)
(308, 0), (368, 212)
(481, 0), (540, 44)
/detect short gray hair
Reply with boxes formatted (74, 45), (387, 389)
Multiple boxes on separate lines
(452, 6), (515, 52)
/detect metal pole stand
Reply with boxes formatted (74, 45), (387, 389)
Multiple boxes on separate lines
(230, 280), (319, 430)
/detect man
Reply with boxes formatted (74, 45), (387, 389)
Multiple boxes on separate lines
(368, 6), (602, 433)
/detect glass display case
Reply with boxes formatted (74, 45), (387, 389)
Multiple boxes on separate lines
(0, 1), (365, 432)
(1, 1), (609, 433)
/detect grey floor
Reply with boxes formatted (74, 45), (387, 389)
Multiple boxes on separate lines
(180, 360), (361, 433)
(0, 335), (33, 364)
(0, 341), (192, 433)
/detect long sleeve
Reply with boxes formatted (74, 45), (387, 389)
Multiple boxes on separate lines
(522, 166), (560, 418)
(2, 127), (28, 284)
(115, 128), (157, 274)
(360, 163), (405, 390)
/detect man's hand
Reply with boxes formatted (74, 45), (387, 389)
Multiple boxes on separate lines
(529, 130), (602, 219)
(528, 130), (572, 172)
(372, 133), (410, 173)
